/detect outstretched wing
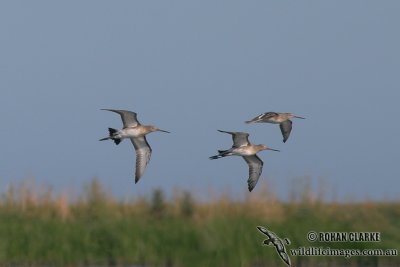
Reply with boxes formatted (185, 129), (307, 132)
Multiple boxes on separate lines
(243, 155), (263, 192)
(246, 112), (279, 123)
(130, 136), (152, 183)
(102, 109), (140, 128)
(218, 130), (250, 148)
(279, 120), (292, 143)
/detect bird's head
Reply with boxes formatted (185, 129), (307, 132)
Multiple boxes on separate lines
(149, 125), (170, 133)
(258, 144), (280, 152)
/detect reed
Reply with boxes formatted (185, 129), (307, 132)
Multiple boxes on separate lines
(0, 178), (398, 267)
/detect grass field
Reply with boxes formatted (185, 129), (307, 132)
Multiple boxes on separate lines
(0, 179), (398, 267)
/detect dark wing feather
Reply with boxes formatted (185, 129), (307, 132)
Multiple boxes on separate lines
(246, 112), (279, 123)
(102, 109), (140, 128)
(279, 120), (292, 143)
(218, 130), (250, 148)
(130, 136), (152, 183)
(261, 112), (280, 119)
(243, 155), (263, 192)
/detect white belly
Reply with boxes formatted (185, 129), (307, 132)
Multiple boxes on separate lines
(233, 146), (256, 156)
(119, 127), (143, 138)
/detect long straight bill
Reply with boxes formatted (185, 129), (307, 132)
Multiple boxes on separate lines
(293, 115), (306, 119)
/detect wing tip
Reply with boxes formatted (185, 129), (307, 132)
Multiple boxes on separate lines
(248, 183), (255, 192)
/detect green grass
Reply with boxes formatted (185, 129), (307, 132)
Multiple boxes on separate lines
(0, 179), (398, 267)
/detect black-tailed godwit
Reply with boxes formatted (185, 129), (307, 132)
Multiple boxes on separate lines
(246, 112), (305, 143)
(99, 109), (170, 183)
(209, 130), (279, 192)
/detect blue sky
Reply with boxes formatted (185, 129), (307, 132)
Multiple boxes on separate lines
(1, 1), (399, 200)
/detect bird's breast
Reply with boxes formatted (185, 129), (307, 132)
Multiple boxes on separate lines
(234, 146), (256, 156)
(121, 127), (145, 138)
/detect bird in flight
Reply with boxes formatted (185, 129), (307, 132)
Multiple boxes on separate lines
(209, 130), (279, 192)
(246, 112), (305, 143)
(99, 109), (170, 183)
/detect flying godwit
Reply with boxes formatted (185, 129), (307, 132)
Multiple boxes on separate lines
(99, 109), (170, 183)
(209, 130), (279, 192)
(245, 112), (305, 143)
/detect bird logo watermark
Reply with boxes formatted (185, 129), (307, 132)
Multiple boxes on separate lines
(257, 226), (292, 266)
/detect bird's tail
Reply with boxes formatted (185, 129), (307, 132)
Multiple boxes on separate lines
(112, 138), (121, 145)
(209, 149), (232, 159)
(245, 117), (262, 124)
(99, 128), (121, 145)
(108, 128), (118, 136)
(246, 113), (267, 123)
(218, 149), (229, 154)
